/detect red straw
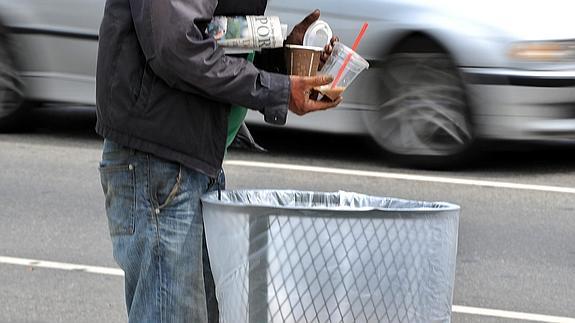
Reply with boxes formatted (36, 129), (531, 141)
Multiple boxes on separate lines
(331, 22), (369, 89)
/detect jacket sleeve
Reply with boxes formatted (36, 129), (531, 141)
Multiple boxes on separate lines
(254, 48), (287, 75)
(128, 0), (289, 125)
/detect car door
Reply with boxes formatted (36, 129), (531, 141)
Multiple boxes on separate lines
(5, 0), (105, 104)
(21, 0), (104, 78)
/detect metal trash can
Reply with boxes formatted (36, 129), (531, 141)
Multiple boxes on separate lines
(201, 190), (460, 323)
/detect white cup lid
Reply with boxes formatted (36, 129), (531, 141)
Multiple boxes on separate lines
(303, 20), (333, 48)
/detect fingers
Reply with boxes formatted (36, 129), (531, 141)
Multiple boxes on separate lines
(321, 44), (331, 62)
(320, 53), (329, 65)
(298, 9), (320, 29)
(291, 75), (334, 91)
(294, 91), (343, 116)
(320, 37), (339, 64)
(285, 9), (321, 46)
(323, 37), (339, 52)
(305, 75), (333, 87)
(304, 96), (343, 113)
(288, 75), (342, 116)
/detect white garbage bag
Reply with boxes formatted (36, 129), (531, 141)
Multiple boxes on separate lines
(201, 190), (460, 323)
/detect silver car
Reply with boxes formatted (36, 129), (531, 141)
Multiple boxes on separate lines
(1, 0), (575, 166)
(0, 0), (102, 129)
(253, 0), (575, 166)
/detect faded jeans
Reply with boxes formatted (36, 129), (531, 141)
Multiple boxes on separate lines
(98, 139), (223, 323)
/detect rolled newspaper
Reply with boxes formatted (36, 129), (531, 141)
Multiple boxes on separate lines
(207, 16), (287, 52)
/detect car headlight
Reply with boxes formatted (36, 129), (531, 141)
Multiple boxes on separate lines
(508, 40), (575, 62)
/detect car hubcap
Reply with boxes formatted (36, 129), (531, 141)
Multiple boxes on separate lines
(365, 53), (472, 156)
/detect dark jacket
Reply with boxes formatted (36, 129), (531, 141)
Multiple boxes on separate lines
(95, 0), (290, 177)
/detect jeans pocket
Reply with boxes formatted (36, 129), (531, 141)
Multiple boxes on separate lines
(99, 163), (136, 236)
(149, 159), (182, 211)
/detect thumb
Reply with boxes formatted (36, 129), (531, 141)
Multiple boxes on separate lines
(297, 9), (320, 30)
(307, 75), (334, 87)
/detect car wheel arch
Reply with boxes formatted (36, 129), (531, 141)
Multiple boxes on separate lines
(0, 16), (28, 132)
(384, 30), (476, 112)
(0, 16), (23, 69)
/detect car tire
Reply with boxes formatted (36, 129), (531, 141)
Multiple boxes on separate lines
(0, 27), (25, 132)
(363, 51), (475, 168)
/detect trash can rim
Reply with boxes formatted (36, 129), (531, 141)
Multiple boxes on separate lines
(201, 189), (460, 213)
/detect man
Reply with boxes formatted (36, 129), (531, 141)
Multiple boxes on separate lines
(96, 0), (341, 322)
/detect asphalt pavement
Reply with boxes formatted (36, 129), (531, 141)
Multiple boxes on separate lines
(1, 106), (575, 323)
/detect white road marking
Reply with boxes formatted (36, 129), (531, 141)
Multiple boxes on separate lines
(224, 160), (575, 194)
(453, 305), (575, 323)
(3, 157), (573, 321)
(0, 256), (124, 276)
(2, 256), (574, 322)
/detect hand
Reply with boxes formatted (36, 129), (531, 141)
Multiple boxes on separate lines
(285, 9), (321, 46)
(319, 36), (339, 70)
(289, 75), (343, 116)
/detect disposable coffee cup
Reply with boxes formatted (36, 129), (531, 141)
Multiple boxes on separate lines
(285, 44), (323, 76)
(317, 42), (369, 100)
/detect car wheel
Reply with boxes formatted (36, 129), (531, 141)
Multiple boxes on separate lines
(364, 52), (474, 168)
(0, 30), (25, 132)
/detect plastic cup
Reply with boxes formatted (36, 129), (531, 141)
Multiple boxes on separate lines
(317, 42), (369, 100)
(285, 44), (323, 76)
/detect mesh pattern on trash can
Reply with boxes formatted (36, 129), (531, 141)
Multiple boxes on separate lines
(201, 190), (459, 323)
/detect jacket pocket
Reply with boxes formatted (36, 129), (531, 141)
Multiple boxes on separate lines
(134, 62), (155, 111)
(99, 163), (136, 236)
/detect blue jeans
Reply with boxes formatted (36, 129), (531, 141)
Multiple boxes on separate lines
(98, 139), (223, 323)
